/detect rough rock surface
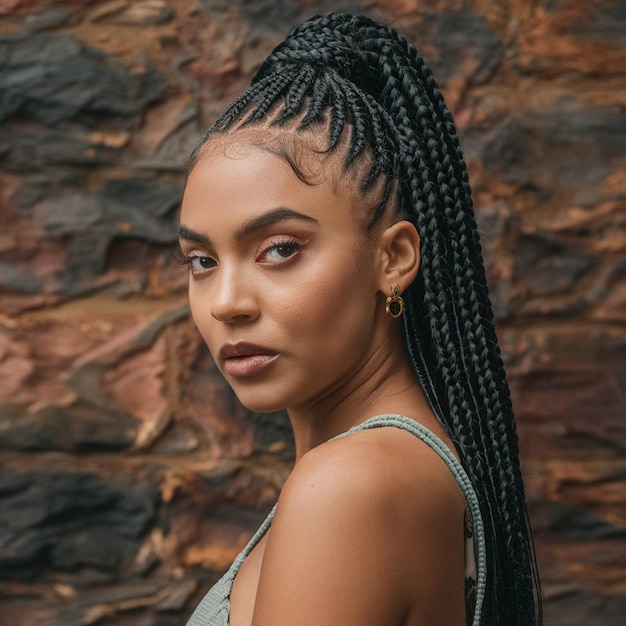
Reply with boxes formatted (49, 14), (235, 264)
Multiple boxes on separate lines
(0, 0), (624, 624)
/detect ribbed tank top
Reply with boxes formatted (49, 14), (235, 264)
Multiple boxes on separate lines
(186, 414), (486, 626)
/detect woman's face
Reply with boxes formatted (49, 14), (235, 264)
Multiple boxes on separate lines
(179, 135), (386, 413)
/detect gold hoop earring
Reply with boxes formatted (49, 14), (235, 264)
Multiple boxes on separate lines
(385, 284), (405, 318)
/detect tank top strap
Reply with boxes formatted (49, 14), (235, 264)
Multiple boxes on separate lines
(332, 414), (486, 626)
(231, 503), (277, 575)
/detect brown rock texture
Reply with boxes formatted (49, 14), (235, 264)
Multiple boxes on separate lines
(0, 1), (624, 624)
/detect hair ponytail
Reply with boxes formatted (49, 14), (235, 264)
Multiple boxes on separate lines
(191, 13), (541, 624)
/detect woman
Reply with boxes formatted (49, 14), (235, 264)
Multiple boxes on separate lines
(180, 12), (541, 626)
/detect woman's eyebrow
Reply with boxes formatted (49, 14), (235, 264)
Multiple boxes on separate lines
(179, 208), (319, 246)
(179, 225), (211, 245)
(235, 207), (318, 240)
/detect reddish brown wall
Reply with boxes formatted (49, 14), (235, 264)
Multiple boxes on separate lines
(0, 1), (624, 624)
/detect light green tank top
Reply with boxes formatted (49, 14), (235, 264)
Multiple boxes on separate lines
(186, 414), (486, 626)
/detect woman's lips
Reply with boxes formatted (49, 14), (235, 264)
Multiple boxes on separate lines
(219, 342), (279, 378)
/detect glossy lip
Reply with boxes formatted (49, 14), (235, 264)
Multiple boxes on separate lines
(219, 342), (277, 359)
(219, 342), (279, 378)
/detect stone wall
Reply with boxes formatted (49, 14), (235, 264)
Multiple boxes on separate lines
(0, 1), (624, 624)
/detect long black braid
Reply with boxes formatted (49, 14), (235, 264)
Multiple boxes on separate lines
(190, 13), (541, 625)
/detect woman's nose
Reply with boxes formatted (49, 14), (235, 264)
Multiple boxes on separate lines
(210, 268), (259, 323)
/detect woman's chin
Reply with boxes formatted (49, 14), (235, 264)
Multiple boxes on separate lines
(234, 392), (288, 415)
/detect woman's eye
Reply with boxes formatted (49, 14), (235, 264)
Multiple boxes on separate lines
(175, 248), (216, 274)
(260, 240), (302, 263)
(269, 244), (298, 259)
(189, 256), (216, 272)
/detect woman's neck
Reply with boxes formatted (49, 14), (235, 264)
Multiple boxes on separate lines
(286, 332), (435, 461)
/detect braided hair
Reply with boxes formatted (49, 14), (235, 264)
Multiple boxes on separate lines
(190, 13), (541, 625)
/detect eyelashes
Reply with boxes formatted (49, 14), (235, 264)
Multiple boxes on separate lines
(173, 247), (191, 266)
(174, 247), (216, 272)
(256, 236), (303, 262)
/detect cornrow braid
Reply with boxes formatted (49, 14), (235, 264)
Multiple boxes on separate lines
(191, 12), (541, 625)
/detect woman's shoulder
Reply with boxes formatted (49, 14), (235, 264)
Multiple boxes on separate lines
(275, 423), (468, 572)
(281, 423), (465, 525)
(249, 422), (467, 625)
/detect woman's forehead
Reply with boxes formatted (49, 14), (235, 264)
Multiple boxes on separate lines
(183, 138), (381, 240)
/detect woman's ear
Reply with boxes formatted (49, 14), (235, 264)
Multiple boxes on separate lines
(377, 220), (420, 293)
